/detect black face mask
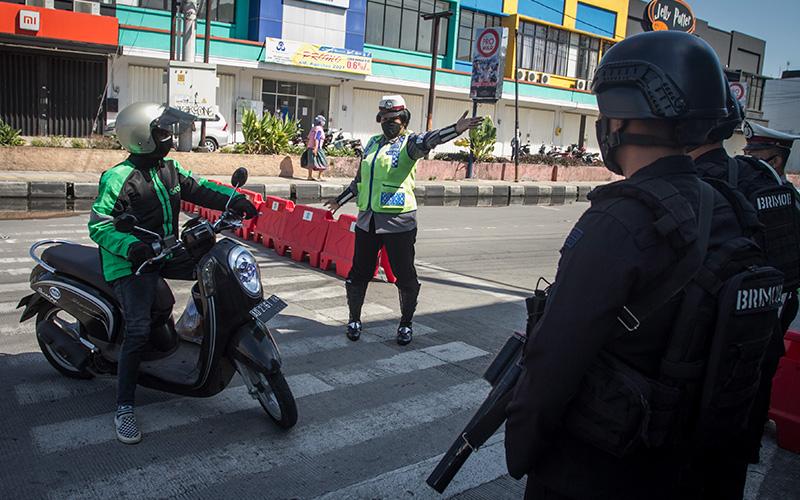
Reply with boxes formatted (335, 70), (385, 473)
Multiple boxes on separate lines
(149, 127), (173, 159)
(381, 121), (402, 139)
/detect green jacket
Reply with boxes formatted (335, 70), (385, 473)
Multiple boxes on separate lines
(88, 157), (240, 282)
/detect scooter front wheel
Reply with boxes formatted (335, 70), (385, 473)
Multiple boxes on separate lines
(235, 360), (298, 429)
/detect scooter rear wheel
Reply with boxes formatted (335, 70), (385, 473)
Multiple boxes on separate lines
(36, 306), (94, 380)
(235, 361), (298, 429)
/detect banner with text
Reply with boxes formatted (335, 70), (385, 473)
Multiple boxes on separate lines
(470, 27), (508, 102)
(263, 38), (372, 75)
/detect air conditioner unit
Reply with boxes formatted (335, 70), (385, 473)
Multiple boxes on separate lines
(527, 71), (540, 83)
(25, 0), (54, 8)
(73, 0), (100, 15)
(540, 73), (552, 85)
(516, 69), (528, 81)
(575, 79), (588, 91)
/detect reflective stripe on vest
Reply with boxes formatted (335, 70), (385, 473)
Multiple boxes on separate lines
(357, 132), (417, 214)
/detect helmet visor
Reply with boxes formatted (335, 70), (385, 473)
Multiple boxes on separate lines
(152, 106), (197, 134)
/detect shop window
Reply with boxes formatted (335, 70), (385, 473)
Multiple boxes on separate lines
(260, 79), (331, 135)
(365, 0), (450, 55)
(456, 9), (502, 62)
(519, 20), (608, 82)
(137, 0), (235, 24)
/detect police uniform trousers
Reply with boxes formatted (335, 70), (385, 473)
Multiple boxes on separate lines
(347, 217), (419, 326)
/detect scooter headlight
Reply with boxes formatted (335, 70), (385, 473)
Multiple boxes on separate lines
(228, 246), (261, 297)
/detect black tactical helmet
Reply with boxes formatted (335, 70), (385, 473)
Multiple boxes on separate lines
(706, 83), (744, 143)
(591, 31), (728, 173)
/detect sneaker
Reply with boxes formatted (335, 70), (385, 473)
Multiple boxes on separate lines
(346, 321), (362, 341)
(115, 405), (142, 444)
(397, 326), (413, 346)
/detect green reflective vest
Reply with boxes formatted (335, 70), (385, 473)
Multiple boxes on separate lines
(356, 131), (418, 214)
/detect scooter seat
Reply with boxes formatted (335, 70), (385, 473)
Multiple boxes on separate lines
(41, 243), (175, 318)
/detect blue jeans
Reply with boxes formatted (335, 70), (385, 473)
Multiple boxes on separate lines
(111, 253), (195, 406)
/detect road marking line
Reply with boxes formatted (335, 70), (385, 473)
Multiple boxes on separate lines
(32, 343), (487, 454)
(314, 433), (507, 500)
(0, 257), (33, 264)
(0, 268), (33, 277)
(416, 260), (529, 304)
(0, 301), (21, 314)
(263, 275), (328, 287)
(0, 282), (31, 293)
(50, 379), (489, 499)
(13, 321), (439, 405)
(277, 285), (344, 302)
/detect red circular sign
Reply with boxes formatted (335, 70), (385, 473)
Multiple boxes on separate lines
(730, 82), (746, 101)
(477, 29), (500, 58)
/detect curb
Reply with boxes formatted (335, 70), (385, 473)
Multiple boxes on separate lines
(0, 180), (601, 206)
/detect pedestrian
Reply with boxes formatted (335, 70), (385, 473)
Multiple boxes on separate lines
(324, 95), (483, 345)
(89, 102), (257, 445)
(302, 115), (328, 181)
(689, 91), (800, 499)
(505, 31), (781, 500)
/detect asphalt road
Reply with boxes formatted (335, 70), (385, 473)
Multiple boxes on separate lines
(0, 203), (797, 499)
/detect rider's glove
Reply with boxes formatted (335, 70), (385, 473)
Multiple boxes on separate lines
(230, 197), (258, 220)
(127, 242), (156, 270)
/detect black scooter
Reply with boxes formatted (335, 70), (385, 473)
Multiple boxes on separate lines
(17, 168), (298, 428)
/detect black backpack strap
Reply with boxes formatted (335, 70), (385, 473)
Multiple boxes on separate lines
(727, 156), (739, 187)
(590, 178), (699, 252)
(616, 182), (715, 332)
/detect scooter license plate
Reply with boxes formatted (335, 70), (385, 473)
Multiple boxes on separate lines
(249, 295), (288, 326)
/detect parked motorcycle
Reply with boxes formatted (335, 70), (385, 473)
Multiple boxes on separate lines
(17, 168), (298, 428)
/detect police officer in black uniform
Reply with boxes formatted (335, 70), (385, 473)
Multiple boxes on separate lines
(691, 104), (800, 499)
(504, 31), (749, 500)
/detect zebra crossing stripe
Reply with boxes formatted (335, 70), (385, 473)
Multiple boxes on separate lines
(314, 433), (508, 500)
(50, 379), (489, 499)
(29, 341), (486, 454)
(416, 260), (530, 304)
(278, 322), (437, 358)
(277, 285), (345, 302)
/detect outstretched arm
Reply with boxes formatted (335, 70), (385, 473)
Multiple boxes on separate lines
(406, 111), (485, 160)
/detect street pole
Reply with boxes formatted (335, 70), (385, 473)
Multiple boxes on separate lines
(466, 100), (477, 178)
(169, 0), (177, 61)
(422, 10), (452, 132)
(177, 0), (197, 152)
(200, 0), (211, 150)
(514, 28), (520, 182)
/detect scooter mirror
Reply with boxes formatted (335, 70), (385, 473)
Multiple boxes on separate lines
(114, 213), (139, 233)
(231, 167), (248, 188)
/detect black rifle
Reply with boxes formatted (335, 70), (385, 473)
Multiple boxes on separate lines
(426, 282), (549, 494)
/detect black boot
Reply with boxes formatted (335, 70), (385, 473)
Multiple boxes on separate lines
(397, 284), (420, 346)
(346, 280), (368, 342)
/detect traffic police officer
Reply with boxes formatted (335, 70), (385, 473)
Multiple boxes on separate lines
(505, 32), (747, 499)
(325, 96), (482, 345)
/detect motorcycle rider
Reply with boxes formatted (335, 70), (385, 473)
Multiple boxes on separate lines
(324, 95), (482, 346)
(88, 102), (257, 444)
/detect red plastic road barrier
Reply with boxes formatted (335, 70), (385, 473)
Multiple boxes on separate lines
(235, 188), (265, 240)
(253, 196), (295, 249)
(770, 330), (800, 453)
(320, 215), (358, 278)
(377, 246), (397, 283)
(275, 205), (334, 267)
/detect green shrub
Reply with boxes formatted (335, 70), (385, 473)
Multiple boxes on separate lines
(219, 145), (242, 154)
(71, 138), (87, 148)
(30, 138), (47, 147)
(240, 110), (300, 155)
(0, 120), (24, 146)
(454, 116), (496, 162)
(324, 145), (358, 157)
(287, 144), (306, 155)
(88, 134), (122, 150)
(45, 135), (66, 147)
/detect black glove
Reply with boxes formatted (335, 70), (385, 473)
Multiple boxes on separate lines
(127, 242), (156, 270)
(230, 197), (258, 219)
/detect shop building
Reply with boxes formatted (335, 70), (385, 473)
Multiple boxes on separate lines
(0, 0), (119, 136)
(0, 0), (771, 151)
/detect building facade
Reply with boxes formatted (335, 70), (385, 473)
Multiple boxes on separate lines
(0, 0), (770, 155)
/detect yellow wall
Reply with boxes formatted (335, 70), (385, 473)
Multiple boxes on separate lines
(502, 0), (628, 82)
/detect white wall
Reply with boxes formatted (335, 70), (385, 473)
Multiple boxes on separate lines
(762, 78), (800, 173)
(282, 0), (347, 47)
